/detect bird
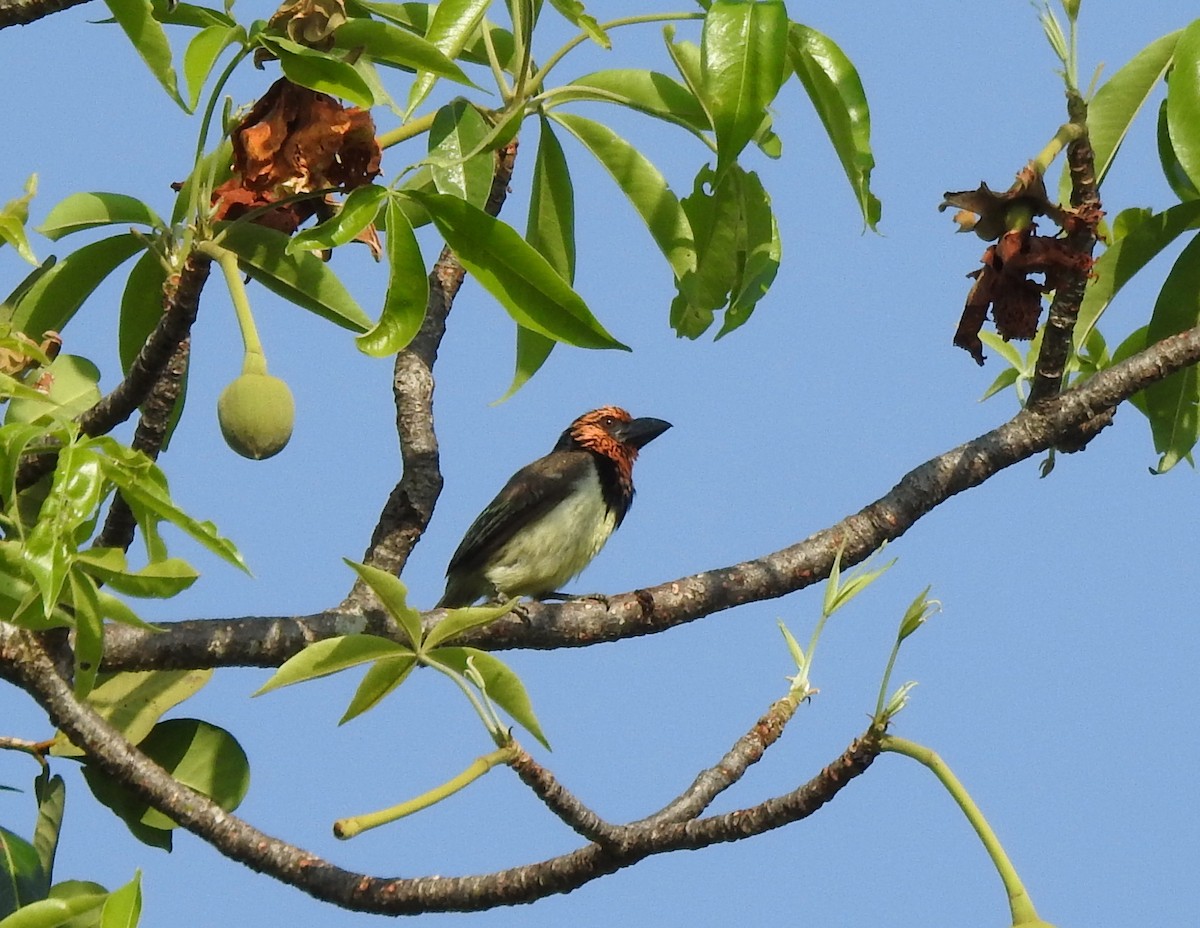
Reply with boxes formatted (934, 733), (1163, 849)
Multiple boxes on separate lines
(437, 406), (672, 608)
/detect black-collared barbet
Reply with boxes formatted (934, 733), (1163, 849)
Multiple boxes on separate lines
(437, 406), (672, 608)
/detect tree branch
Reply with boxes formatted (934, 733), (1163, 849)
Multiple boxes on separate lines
(343, 141), (520, 609)
(1028, 91), (1101, 407)
(0, 621), (879, 914)
(0, 0), (92, 30)
(99, 319), (1200, 672)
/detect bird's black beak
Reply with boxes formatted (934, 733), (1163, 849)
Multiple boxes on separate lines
(612, 416), (672, 449)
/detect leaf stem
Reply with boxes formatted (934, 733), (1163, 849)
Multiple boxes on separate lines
(332, 743), (517, 838)
(1032, 122), (1085, 176)
(528, 12), (705, 98)
(199, 242), (267, 374)
(880, 735), (1046, 927)
(423, 654), (503, 740)
(378, 110), (439, 150)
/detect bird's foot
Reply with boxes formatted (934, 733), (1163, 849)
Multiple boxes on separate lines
(539, 591), (610, 608)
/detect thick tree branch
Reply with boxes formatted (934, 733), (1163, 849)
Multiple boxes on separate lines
(1, 621), (879, 914)
(0, 0), (91, 29)
(99, 320), (1200, 672)
(346, 142), (520, 608)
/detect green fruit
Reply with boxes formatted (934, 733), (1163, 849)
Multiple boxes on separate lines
(217, 373), (295, 460)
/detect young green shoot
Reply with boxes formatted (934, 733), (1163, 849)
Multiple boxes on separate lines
(880, 735), (1055, 928)
(873, 586), (940, 725)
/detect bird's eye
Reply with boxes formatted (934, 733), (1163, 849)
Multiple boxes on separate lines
(601, 416), (616, 427)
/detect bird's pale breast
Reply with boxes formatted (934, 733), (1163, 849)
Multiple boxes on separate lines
(483, 465), (617, 596)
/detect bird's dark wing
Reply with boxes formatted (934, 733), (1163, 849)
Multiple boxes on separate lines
(444, 450), (595, 578)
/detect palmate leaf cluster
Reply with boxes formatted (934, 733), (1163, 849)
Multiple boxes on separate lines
(0, 374), (249, 924)
(2, 0), (881, 405)
(980, 15), (1200, 473)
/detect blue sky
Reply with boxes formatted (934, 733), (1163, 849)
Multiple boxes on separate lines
(3, 1), (1198, 926)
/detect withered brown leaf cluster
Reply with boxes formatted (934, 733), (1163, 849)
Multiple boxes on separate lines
(941, 164), (1098, 365)
(212, 78), (381, 236)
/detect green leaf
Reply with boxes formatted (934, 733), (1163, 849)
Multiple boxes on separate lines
(32, 773), (65, 884)
(74, 549), (198, 598)
(332, 17), (475, 85)
(23, 444), (105, 614)
(674, 165), (742, 337)
(551, 112), (697, 293)
(425, 599), (516, 651)
(343, 560), (423, 648)
(78, 764), (171, 851)
(526, 116), (577, 284)
(98, 872), (140, 928)
(0, 826), (47, 918)
(5, 355), (102, 425)
(407, 190), (629, 350)
(405, 0), (492, 116)
(1161, 93), (1200, 202)
(69, 572), (105, 697)
(979, 365), (1020, 402)
(339, 655), (417, 723)
(350, 0), (517, 71)
(150, 0), (235, 28)
(0, 891), (109, 928)
(554, 69), (710, 137)
(40, 193), (164, 242)
(897, 586), (937, 643)
(117, 251), (170, 376)
(427, 100), (494, 209)
(136, 720), (249, 830)
(51, 669), (212, 759)
(1168, 22), (1200, 195)
(102, 0), (186, 110)
(435, 647), (549, 749)
(7, 234), (146, 339)
(1062, 29), (1179, 201)
(183, 25), (242, 112)
(287, 184), (387, 255)
(1143, 232), (1200, 472)
(355, 197), (428, 356)
(1075, 200), (1200, 347)
(47, 881), (111, 928)
(546, 0), (609, 49)
(723, 167), (779, 334)
(255, 634), (414, 694)
(92, 438), (248, 573)
(1111, 206), (1154, 242)
(262, 37), (375, 109)
(499, 116), (578, 397)
(788, 23), (880, 230)
(701, 0), (788, 174)
(217, 223), (372, 331)
(83, 720), (250, 834)
(663, 26), (710, 120)
(0, 175), (39, 266)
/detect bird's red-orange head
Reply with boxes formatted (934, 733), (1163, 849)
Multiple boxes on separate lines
(555, 406), (672, 490)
